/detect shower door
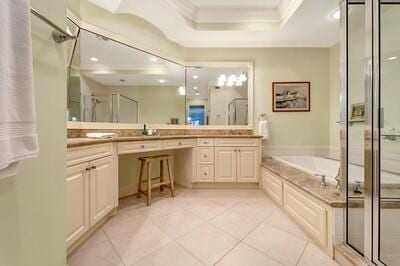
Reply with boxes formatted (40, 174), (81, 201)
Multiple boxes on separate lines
(343, 0), (400, 264)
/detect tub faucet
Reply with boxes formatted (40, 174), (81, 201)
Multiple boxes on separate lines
(334, 168), (341, 190)
(315, 174), (327, 187)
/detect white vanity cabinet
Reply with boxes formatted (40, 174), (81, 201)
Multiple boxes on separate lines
(66, 143), (117, 248)
(196, 138), (261, 184)
(66, 162), (90, 247)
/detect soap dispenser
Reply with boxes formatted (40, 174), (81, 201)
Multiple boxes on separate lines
(142, 124), (148, 136)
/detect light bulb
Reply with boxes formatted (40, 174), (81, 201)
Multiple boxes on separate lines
(239, 73), (247, 82)
(228, 74), (236, 82)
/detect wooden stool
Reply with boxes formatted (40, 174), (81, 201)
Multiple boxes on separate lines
(137, 154), (175, 206)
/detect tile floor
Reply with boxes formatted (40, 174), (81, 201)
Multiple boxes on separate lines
(68, 188), (338, 266)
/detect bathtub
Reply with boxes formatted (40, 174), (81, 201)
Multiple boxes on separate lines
(273, 155), (400, 185)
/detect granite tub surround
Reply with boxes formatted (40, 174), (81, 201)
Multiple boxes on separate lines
(67, 128), (253, 138)
(261, 157), (345, 208)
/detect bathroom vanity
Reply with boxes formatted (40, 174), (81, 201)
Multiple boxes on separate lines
(66, 134), (262, 252)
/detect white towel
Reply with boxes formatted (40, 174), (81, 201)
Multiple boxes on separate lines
(86, 132), (117, 139)
(0, 0), (39, 179)
(258, 120), (269, 140)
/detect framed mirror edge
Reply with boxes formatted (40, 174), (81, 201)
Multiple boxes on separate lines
(66, 11), (254, 130)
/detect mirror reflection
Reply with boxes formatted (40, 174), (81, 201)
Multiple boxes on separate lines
(185, 67), (249, 125)
(67, 29), (186, 124)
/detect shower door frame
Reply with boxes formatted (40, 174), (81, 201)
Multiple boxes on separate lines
(342, 0), (397, 264)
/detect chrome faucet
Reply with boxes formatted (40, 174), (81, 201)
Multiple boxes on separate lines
(334, 168), (341, 190)
(315, 174), (327, 187)
(354, 181), (363, 194)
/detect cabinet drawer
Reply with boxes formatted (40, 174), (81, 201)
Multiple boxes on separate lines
(197, 138), (215, 147)
(197, 147), (214, 164)
(117, 140), (162, 154)
(214, 138), (259, 147)
(163, 138), (194, 150)
(283, 184), (328, 247)
(261, 169), (283, 206)
(67, 143), (113, 167)
(197, 164), (215, 182)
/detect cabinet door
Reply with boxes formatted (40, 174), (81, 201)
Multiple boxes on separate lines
(90, 156), (113, 226)
(237, 147), (259, 183)
(215, 147), (236, 182)
(66, 162), (90, 247)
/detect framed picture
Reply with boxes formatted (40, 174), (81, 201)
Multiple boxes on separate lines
(272, 82), (311, 112)
(350, 103), (365, 122)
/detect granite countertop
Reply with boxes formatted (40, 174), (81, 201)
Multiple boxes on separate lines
(261, 157), (345, 208)
(67, 134), (263, 148)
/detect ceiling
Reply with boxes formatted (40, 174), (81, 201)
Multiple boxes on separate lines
(87, 0), (340, 47)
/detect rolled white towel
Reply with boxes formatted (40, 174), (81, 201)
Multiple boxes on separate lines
(258, 120), (269, 140)
(86, 132), (117, 139)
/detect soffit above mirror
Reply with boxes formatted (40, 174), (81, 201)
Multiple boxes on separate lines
(87, 0), (340, 47)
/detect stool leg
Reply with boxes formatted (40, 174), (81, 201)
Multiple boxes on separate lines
(166, 158), (175, 197)
(147, 161), (152, 206)
(160, 159), (164, 192)
(137, 160), (144, 198)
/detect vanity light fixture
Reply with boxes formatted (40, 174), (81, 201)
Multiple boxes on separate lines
(388, 56), (398, 61)
(178, 86), (186, 95)
(150, 57), (158, 62)
(239, 73), (247, 82)
(159, 79), (166, 83)
(193, 75), (199, 79)
(90, 57), (99, 62)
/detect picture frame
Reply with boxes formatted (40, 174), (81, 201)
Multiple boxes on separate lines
(272, 81), (311, 112)
(350, 103), (365, 122)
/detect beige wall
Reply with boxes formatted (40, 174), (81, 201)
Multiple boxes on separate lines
(329, 43), (341, 154)
(0, 0), (67, 265)
(185, 48), (332, 150)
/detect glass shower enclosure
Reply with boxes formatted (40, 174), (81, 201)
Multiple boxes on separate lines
(228, 98), (248, 125)
(82, 94), (138, 123)
(342, 0), (400, 265)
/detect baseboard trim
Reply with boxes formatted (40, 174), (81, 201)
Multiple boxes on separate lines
(192, 182), (259, 189)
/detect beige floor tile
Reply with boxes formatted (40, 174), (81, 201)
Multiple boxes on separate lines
(263, 209), (309, 241)
(137, 198), (182, 220)
(67, 241), (122, 266)
(109, 223), (173, 265)
(103, 212), (149, 238)
(210, 210), (260, 239)
(297, 242), (338, 266)
(177, 223), (239, 266)
(243, 223), (307, 266)
(230, 203), (276, 222)
(216, 243), (282, 266)
(133, 242), (203, 266)
(183, 200), (228, 220)
(152, 209), (204, 239)
(79, 229), (110, 250)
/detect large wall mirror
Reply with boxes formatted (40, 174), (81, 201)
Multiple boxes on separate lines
(67, 27), (186, 125)
(67, 21), (253, 127)
(185, 66), (249, 126)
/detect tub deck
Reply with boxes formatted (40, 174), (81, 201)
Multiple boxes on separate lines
(261, 157), (345, 208)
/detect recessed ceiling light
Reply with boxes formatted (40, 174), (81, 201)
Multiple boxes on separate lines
(193, 75), (198, 79)
(120, 79), (125, 82)
(159, 79), (166, 83)
(150, 57), (158, 62)
(331, 10), (340, 20)
(195, 91), (199, 95)
(193, 86), (198, 90)
(388, 56), (398, 61)
(90, 57), (99, 62)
